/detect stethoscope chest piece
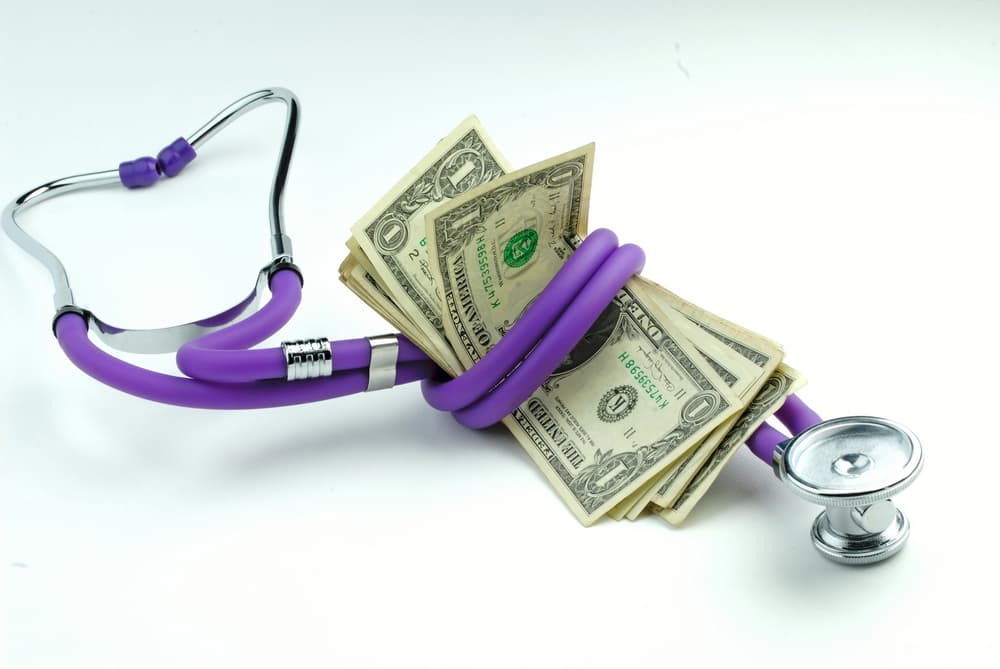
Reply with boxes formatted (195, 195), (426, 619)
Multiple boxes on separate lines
(773, 416), (924, 565)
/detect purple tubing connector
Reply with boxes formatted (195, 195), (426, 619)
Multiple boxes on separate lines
(746, 422), (789, 463)
(157, 138), (196, 177)
(119, 156), (161, 188)
(745, 393), (823, 464)
(774, 393), (823, 435)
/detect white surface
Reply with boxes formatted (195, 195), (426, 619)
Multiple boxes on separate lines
(1, 2), (997, 667)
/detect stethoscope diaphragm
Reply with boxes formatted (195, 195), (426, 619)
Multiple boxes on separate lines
(774, 416), (924, 564)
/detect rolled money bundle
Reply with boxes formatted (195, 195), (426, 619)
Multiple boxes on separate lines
(425, 145), (744, 524)
(339, 118), (804, 525)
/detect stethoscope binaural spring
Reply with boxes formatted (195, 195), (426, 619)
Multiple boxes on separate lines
(2, 87), (924, 565)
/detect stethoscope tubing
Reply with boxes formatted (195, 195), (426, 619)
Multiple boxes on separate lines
(54, 267), (438, 410)
(56, 312), (439, 410)
(746, 393), (823, 463)
(420, 228), (621, 412)
(175, 270), (428, 383)
(176, 269), (302, 382)
(52, 231), (647, 422)
(52, 225), (816, 462)
(441, 242), (645, 429)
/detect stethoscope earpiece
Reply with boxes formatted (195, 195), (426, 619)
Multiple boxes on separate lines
(773, 416), (924, 565)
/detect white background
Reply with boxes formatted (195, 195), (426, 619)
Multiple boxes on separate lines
(2, 1), (997, 667)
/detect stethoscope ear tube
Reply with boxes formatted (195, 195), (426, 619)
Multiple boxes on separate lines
(3, 89), (300, 331)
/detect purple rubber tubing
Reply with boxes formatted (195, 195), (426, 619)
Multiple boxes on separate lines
(422, 228), (620, 411)
(55, 236), (638, 411)
(746, 422), (789, 463)
(745, 394), (823, 463)
(176, 270), (427, 383)
(774, 393), (822, 435)
(56, 312), (439, 410)
(446, 243), (646, 429)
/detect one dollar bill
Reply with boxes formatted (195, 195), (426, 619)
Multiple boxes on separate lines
(348, 116), (511, 375)
(606, 290), (779, 521)
(617, 278), (785, 518)
(658, 363), (805, 525)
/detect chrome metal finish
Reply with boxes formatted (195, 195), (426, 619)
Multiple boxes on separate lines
(850, 500), (897, 534)
(282, 338), (333, 381)
(811, 507), (910, 565)
(774, 416), (923, 508)
(187, 87), (299, 259)
(774, 416), (924, 565)
(2, 88), (301, 352)
(2, 170), (120, 310)
(85, 264), (271, 354)
(366, 334), (399, 391)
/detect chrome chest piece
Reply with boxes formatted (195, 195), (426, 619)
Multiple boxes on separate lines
(773, 416), (924, 565)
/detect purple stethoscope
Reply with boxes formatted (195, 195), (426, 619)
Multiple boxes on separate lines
(3, 88), (923, 565)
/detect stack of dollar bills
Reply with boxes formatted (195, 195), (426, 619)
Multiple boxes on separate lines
(339, 117), (803, 526)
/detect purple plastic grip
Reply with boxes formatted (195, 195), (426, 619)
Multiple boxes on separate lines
(157, 138), (196, 177)
(118, 156), (161, 188)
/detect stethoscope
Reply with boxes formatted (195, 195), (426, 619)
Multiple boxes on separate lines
(3, 87), (924, 565)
